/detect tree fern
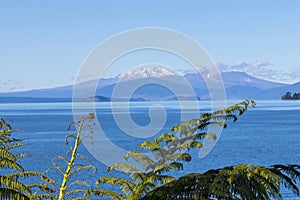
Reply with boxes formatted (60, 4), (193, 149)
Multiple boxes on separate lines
(96, 100), (256, 199)
(1, 115), (98, 200)
(0, 118), (32, 199)
(142, 164), (300, 200)
(39, 114), (98, 200)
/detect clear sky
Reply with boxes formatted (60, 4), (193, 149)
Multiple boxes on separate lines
(0, 0), (299, 92)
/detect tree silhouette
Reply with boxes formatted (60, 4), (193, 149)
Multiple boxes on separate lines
(282, 92), (300, 100)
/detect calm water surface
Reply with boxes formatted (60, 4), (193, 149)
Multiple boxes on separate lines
(0, 100), (300, 199)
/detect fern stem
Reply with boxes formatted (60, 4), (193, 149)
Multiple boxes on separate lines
(58, 118), (85, 200)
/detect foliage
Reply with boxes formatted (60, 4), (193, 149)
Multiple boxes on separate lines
(142, 164), (300, 200)
(0, 115), (97, 200)
(39, 114), (97, 200)
(95, 100), (264, 199)
(0, 117), (34, 200)
(282, 92), (300, 100)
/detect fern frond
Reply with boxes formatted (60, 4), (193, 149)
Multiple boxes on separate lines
(97, 176), (134, 196)
(138, 141), (163, 151)
(69, 165), (96, 178)
(155, 133), (176, 144)
(75, 153), (94, 166)
(0, 176), (31, 194)
(0, 148), (16, 161)
(152, 162), (183, 174)
(0, 188), (30, 200)
(0, 157), (24, 171)
(124, 151), (155, 171)
(51, 156), (65, 175)
(107, 163), (141, 174)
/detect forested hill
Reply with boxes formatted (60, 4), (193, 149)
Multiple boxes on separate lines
(282, 92), (300, 100)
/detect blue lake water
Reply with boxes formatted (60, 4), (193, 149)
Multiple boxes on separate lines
(1, 100), (300, 199)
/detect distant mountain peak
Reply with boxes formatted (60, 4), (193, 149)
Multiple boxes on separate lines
(117, 67), (178, 81)
(0, 68), (292, 101)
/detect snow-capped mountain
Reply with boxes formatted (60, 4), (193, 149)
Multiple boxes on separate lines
(0, 66), (296, 101)
(117, 67), (178, 81)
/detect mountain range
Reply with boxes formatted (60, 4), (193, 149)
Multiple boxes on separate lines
(0, 67), (298, 102)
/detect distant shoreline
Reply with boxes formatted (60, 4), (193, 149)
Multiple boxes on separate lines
(0, 97), (72, 103)
(0, 95), (203, 103)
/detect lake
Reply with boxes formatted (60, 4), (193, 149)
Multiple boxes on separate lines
(1, 100), (300, 199)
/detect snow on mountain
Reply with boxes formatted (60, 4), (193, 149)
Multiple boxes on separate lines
(117, 67), (178, 81)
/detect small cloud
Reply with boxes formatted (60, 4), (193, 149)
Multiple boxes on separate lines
(230, 61), (249, 69)
(216, 61), (273, 72)
(213, 61), (300, 83)
(288, 68), (300, 79)
(0, 79), (22, 93)
(213, 61), (229, 71)
(252, 61), (273, 68)
(8, 87), (17, 92)
(102, 71), (116, 78)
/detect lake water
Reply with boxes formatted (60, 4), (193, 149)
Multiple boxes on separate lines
(1, 100), (300, 199)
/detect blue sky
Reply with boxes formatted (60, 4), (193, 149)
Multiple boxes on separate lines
(0, 0), (299, 92)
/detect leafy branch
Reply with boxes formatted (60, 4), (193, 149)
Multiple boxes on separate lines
(95, 100), (256, 199)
